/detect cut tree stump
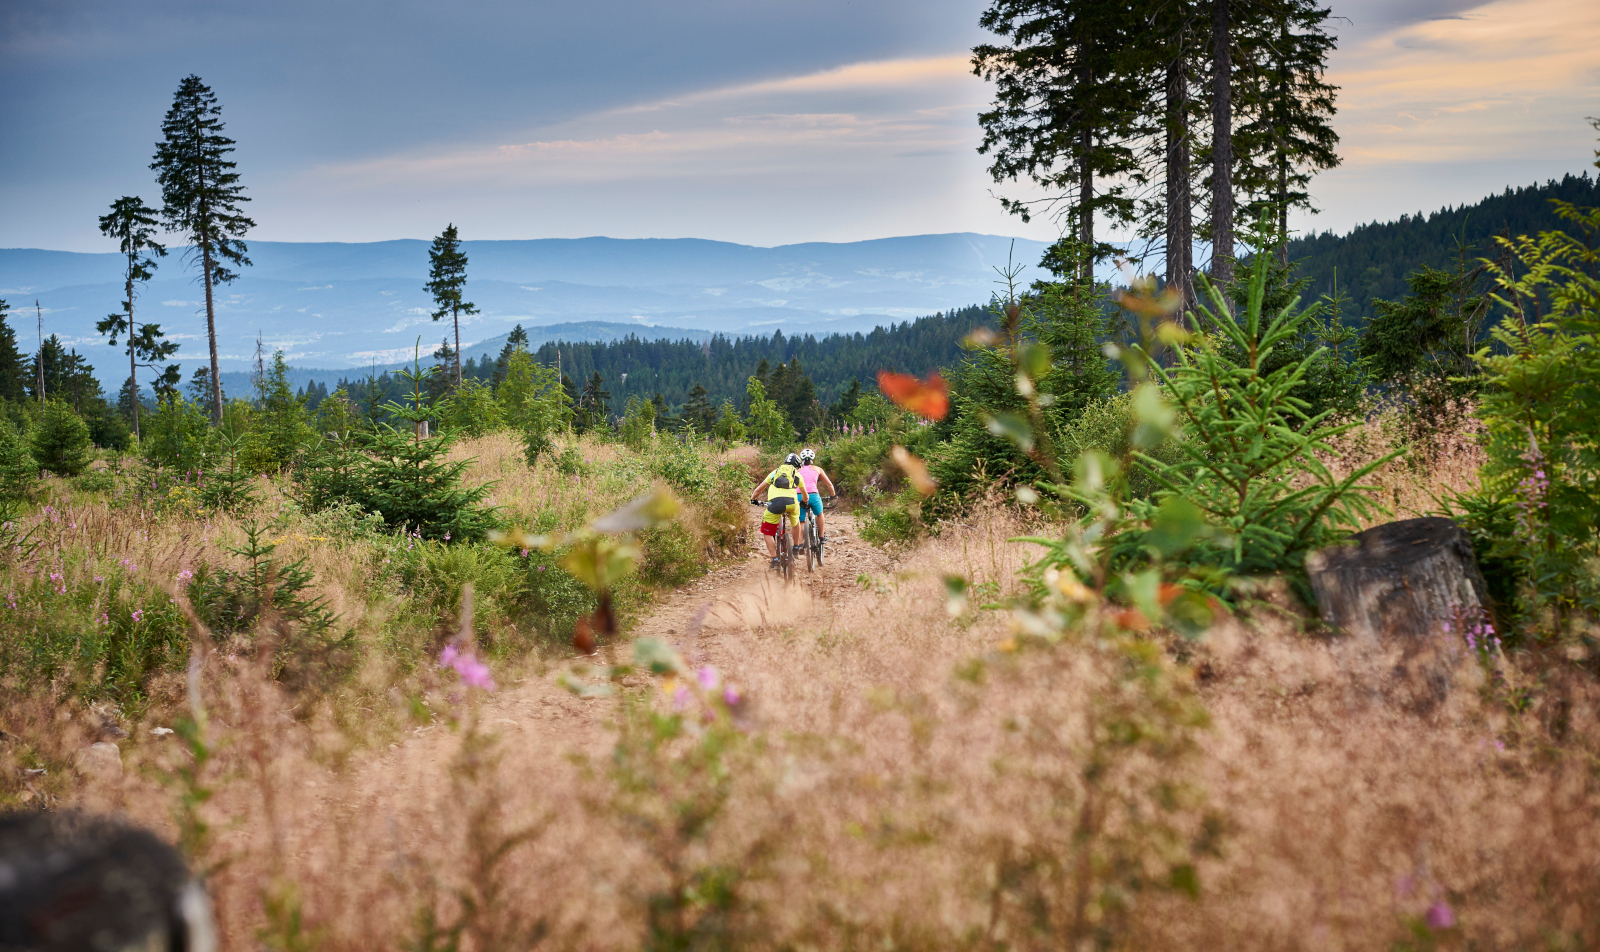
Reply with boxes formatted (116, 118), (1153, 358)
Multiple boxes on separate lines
(1306, 517), (1490, 707)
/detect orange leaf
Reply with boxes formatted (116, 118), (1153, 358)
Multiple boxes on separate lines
(890, 445), (937, 496)
(1111, 607), (1151, 632)
(878, 371), (949, 420)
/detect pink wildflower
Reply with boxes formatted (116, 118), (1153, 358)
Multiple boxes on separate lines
(696, 665), (720, 690)
(1425, 901), (1455, 930)
(438, 643), (496, 691)
(723, 684), (741, 707)
(131, 609), (144, 623)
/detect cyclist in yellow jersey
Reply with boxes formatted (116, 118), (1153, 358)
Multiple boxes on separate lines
(751, 452), (804, 566)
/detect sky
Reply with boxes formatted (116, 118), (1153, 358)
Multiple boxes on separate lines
(2, 0), (1596, 256)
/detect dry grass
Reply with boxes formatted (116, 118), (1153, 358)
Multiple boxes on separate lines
(18, 428), (1600, 950)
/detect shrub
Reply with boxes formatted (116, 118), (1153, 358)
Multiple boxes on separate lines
(711, 400), (746, 449)
(638, 520), (705, 588)
(554, 446), (589, 476)
(619, 395), (656, 450)
(498, 348), (571, 435)
(437, 378), (504, 437)
(30, 400), (92, 477)
(858, 486), (923, 545)
(1449, 188), (1600, 635)
(522, 428), (553, 467)
(744, 377), (793, 449)
(142, 395), (216, 473)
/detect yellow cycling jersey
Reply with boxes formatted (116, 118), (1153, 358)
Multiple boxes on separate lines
(765, 464), (802, 502)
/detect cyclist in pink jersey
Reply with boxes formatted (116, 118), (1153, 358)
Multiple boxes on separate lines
(796, 448), (836, 541)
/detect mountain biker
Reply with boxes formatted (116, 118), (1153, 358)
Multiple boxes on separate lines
(796, 448), (836, 542)
(751, 452), (805, 567)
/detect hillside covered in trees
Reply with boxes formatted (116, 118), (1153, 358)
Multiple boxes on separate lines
(1285, 173), (1599, 320)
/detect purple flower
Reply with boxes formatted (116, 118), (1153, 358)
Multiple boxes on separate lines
(454, 656), (496, 691)
(1425, 901), (1455, 930)
(443, 532), (451, 541)
(723, 685), (742, 707)
(696, 665), (720, 690)
(439, 643), (496, 691)
(672, 684), (692, 711)
(131, 609), (144, 623)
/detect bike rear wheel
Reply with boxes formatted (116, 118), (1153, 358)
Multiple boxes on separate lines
(805, 518), (817, 572)
(780, 519), (793, 580)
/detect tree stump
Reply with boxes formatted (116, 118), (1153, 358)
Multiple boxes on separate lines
(1306, 517), (1490, 707)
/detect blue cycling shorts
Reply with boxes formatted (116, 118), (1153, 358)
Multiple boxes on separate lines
(797, 492), (823, 521)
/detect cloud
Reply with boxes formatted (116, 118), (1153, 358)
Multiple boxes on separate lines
(1327, 0), (1600, 166)
(299, 54), (985, 193)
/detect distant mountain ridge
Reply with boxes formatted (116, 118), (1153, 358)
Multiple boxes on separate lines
(0, 232), (1052, 384)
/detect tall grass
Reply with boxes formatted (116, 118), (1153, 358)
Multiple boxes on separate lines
(8, 418), (1599, 949)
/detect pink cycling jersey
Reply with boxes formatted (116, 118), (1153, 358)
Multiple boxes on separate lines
(798, 464), (823, 495)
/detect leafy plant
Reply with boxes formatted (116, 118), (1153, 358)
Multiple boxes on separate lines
(710, 400), (746, 449)
(742, 378), (793, 450)
(1449, 168), (1600, 636)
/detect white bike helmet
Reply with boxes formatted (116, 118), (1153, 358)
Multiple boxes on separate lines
(800, 448), (816, 463)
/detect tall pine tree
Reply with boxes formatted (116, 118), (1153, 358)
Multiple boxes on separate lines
(151, 75), (254, 424)
(975, 0), (1147, 279)
(1233, 0), (1340, 261)
(97, 195), (178, 440)
(425, 224), (477, 388)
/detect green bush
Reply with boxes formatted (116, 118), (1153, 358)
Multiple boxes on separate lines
(711, 399), (746, 449)
(1449, 188), (1600, 635)
(143, 395), (217, 473)
(437, 378), (504, 437)
(619, 395), (657, 450)
(30, 400), (92, 476)
(522, 428), (554, 467)
(638, 520), (705, 587)
(858, 487), (924, 545)
(554, 446), (589, 476)
(1055, 393), (1185, 501)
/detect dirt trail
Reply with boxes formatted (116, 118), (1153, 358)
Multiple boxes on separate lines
(362, 509), (893, 771)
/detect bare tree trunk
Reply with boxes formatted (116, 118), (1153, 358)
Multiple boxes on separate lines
(127, 265), (140, 440)
(203, 245), (222, 424)
(1211, 0), (1234, 291)
(453, 305), (462, 387)
(1165, 45), (1194, 317)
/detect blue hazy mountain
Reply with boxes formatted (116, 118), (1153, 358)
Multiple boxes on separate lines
(0, 234), (1049, 382)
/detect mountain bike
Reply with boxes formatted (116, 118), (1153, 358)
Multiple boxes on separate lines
(804, 495), (835, 572)
(752, 500), (795, 581)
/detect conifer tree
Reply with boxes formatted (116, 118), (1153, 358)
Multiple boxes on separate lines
(0, 301), (26, 404)
(97, 195), (178, 440)
(492, 324), (530, 388)
(151, 75), (254, 424)
(424, 224), (477, 388)
(975, 0), (1146, 278)
(1209, 0), (1236, 288)
(682, 383), (713, 434)
(1233, 0), (1340, 260)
